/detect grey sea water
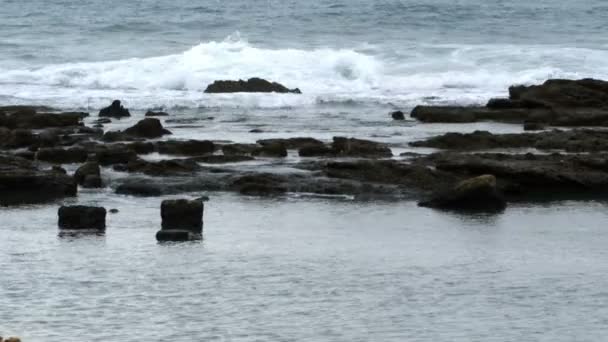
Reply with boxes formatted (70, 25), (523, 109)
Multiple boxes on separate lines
(2, 1), (608, 341)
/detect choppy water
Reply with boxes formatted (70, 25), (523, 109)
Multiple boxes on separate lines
(2, 1), (608, 341)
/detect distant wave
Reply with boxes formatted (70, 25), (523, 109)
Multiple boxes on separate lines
(1, 34), (607, 110)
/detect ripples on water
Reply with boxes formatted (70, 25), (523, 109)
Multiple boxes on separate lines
(2, 193), (608, 341)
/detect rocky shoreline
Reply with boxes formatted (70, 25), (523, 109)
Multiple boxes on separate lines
(2, 78), (608, 212)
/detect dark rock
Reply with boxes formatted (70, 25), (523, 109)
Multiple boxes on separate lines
(156, 229), (200, 242)
(74, 161), (101, 185)
(145, 110), (169, 117)
(160, 199), (204, 233)
(419, 175), (506, 212)
(109, 209), (119, 214)
(298, 144), (335, 157)
(231, 173), (288, 196)
(391, 111), (405, 120)
(36, 147), (88, 164)
(51, 165), (67, 174)
(249, 128), (264, 133)
(222, 143), (258, 156)
(189, 154), (254, 164)
(156, 140), (215, 155)
(82, 175), (103, 188)
(332, 137), (392, 158)
(509, 78), (608, 109)
(252, 142), (288, 158)
(257, 137), (324, 149)
(99, 100), (130, 118)
(523, 121), (546, 131)
(126, 158), (201, 176)
(410, 105), (550, 123)
(123, 118), (172, 138)
(204, 77), (301, 94)
(58, 205), (106, 229)
(94, 147), (137, 165)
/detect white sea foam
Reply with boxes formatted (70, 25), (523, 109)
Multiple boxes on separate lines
(1, 35), (607, 110)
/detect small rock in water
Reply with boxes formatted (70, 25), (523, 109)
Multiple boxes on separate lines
(99, 100), (130, 118)
(109, 208), (119, 214)
(123, 118), (172, 138)
(249, 128), (264, 133)
(156, 198), (204, 242)
(145, 110), (169, 117)
(204, 77), (301, 94)
(58, 205), (107, 230)
(391, 110), (405, 120)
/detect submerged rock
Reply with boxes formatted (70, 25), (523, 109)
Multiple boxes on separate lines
(99, 100), (130, 118)
(58, 205), (106, 229)
(391, 110), (405, 120)
(419, 174), (506, 212)
(204, 77), (301, 94)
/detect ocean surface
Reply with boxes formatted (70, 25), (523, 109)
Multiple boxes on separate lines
(2, 1), (608, 341)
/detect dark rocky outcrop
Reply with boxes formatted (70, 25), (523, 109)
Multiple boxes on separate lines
(410, 105), (550, 123)
(418, 174), (506, 212)
(410, 129), (608, 152)
(157, 199), (204, 241)
(156, 140), (215, 156)
(58, 205), (106, 230)
(125, 158), (202, 176)
(204, 78), (301, 94)
(0, 155), (77, 205)
(252, 142), (288, 158)
(36, 147), (88, 164)
(99, 100), (130, 118)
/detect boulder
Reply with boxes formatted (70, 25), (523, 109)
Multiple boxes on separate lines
(391, 110), (405, 120)
(74, 161), (101, 185)
(99, 100), (130, 118)
(58, 205), (106, 229)
(204, 77), (301, 94)
(82, 175), (103, 188)
(123, 118), (172, 138)
(161, 199), (203, 231)
(419, 175), (506, 211)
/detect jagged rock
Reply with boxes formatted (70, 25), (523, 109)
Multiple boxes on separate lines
(204, 77), (301, 94)
(58, 205), (106, 229)
(99, 100), (130, 118)
(419, 175), (506, 211)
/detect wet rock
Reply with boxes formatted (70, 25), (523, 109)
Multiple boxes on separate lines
(145, 110), (169, 117)
(298, 144), (335, 157)
(36, 147), (88, 164)
(249, 128), (264, 133)
(99, 100), (130, 118)
(331, 137), (392, 158)
(257, 137), (324, 149)
(123, 118), (172, 138)
(252, 142), (288, 158)
(509, 78), (608, 109)
(391, 110), (405, 120)
(410, 105), (549, 123)
(2, 162), (73, 202)
(231, 173), (288, 196)
(94, 146), (137, 165)
(82, 175), (103, 188)
(51, 165), (67, 174)
(204, 77), (301, 94)
(109, 208), (119, 213)
(523, 121), (546, 131)
(222, 143), (258, 156)
(58, 205), (106, 229)
(189, 154), (254, 164)
(419, 174), (506, 212)
(74, 161), (101, 185)
(126, 158), (202, 176)
(156, 139), (215, 155)
(157, 199), (204, 241)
